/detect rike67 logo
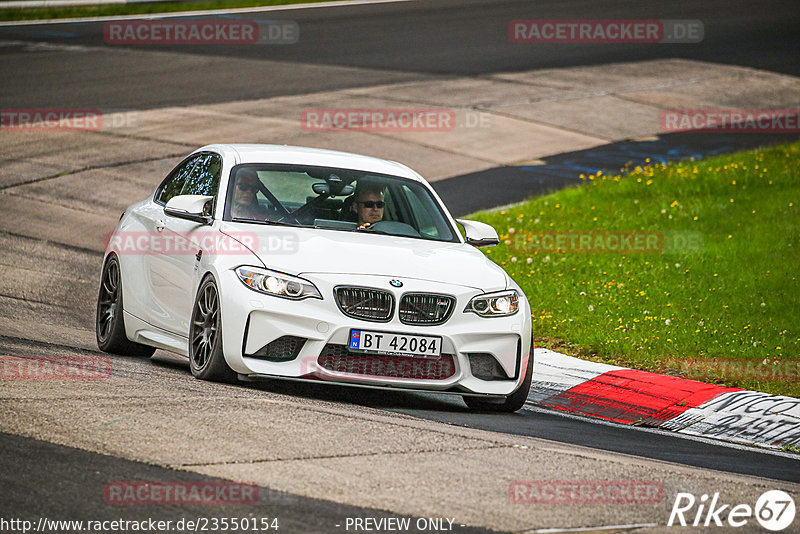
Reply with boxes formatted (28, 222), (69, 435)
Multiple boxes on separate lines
(669, 490), (795, 531)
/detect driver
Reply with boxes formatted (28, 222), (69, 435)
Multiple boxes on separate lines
(231, 168), (270, 221)
(351, 183), (385, 228)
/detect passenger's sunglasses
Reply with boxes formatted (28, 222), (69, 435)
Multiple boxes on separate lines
(236, 182), (259, 192)
(358, 201), (385, 209)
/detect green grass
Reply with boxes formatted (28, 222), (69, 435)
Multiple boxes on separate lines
(471, 141), (800, 397)
(781, 443), (800, 454)
(0, 0), (338, 22)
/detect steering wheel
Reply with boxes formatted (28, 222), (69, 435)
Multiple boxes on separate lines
(360, 221), (421, 238)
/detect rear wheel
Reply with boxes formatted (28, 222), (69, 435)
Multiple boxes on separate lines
(96, 255), (156, 357)
(463, 349), (533, 412)
(189, 276), (237, 383)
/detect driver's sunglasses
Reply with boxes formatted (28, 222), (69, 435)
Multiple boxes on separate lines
(358, 201), (385, 209)
(236, 182), (259, 192)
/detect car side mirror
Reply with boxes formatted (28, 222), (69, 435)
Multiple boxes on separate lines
(164, 195), (214, 225)
(456, 219), (500, 247)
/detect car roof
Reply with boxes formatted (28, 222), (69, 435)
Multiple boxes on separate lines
(195, 144), (424, 182)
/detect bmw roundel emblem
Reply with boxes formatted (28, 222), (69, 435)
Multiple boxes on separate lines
(390, 280), (403, 288)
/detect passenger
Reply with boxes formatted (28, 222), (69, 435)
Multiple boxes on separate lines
(231, 168), (270, 220)
(350, 183), (385, 228)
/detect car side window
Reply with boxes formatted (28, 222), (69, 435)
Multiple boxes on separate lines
(155, 154), (203, 205)
(180, 153), (222, 197)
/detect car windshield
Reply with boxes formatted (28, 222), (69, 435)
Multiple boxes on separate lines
(223, 164), (458, 242)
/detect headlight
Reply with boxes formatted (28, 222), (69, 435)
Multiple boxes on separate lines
(464, 290), (519, 317)
(235, 266), (322, 300)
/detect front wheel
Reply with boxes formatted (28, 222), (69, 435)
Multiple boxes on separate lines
(189, 276), (237, 383)
(463, 349), (533, 412)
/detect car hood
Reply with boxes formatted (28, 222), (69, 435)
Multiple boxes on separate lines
(220, 224), (509, 292)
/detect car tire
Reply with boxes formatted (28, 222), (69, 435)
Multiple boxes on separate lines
(189, 275), (237, 383)
(463, 348), (533, 413)
(96, 254), (156, 357)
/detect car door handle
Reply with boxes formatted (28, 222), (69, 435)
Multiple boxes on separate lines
(155, 219), (165, 232)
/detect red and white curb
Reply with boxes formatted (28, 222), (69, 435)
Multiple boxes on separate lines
(529, 348), (800, 450)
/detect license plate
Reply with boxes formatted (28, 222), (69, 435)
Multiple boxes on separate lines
(348, 329), (442, 358)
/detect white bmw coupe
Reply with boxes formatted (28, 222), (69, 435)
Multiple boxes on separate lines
(97, 144), (533, 411)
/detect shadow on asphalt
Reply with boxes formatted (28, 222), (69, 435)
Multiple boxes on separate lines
(233, 368), (800, 484)
(7, 342), (799, 484)
(435, 132), (800, 216)
(150, 349), (468, 411)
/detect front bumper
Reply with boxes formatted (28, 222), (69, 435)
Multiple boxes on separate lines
(219, 270), (532, 395)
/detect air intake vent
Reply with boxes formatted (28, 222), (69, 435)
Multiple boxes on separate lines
(399, 293), (455, 325)
(249, 336), (305, 361)
(335, 287), (394, 322)
(467, 353), (510, 381)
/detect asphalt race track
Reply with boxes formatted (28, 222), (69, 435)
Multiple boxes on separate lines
(1, 0), (799, 109)
(1, 0), (799, 532)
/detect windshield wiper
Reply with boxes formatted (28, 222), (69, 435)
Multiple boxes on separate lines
(230, 217), (298, 227)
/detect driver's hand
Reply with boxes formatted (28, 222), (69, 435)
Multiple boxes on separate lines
(358, 222), (371, 229)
